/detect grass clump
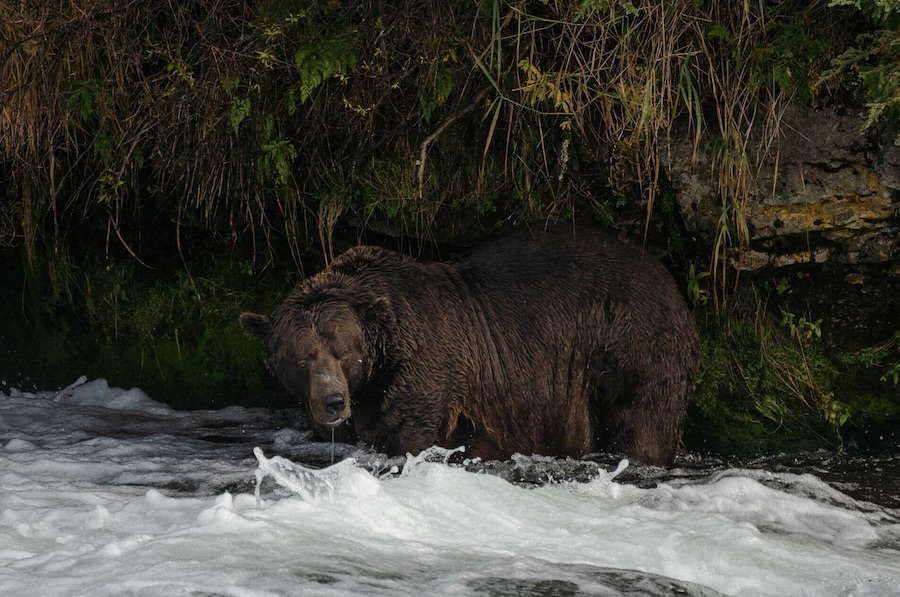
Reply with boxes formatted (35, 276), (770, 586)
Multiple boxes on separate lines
(688, 286), (844, 454)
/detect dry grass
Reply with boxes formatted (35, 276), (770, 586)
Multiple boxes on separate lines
(481, 1), (860, 299)
(0, 1), (860, 285)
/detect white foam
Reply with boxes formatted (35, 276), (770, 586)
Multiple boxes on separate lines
(1, 379), (899, 596)
(52, 376), (173, 415)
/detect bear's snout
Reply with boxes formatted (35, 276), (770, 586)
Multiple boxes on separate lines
(311, 369), (351, 426)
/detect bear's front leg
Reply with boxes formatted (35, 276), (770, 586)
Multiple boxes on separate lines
(371, 397), (446, 456)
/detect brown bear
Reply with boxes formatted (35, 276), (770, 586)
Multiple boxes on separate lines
(240, 224), (700, 465)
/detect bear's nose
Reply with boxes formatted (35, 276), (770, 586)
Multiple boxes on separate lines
(323, 393), (345, 415)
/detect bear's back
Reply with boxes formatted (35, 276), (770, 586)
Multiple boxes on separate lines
(455, 224), (683, 325)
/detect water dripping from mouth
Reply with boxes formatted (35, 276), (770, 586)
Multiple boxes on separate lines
(331, 427), (335, 466)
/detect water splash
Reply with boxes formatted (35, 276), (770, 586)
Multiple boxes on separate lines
(253, 447), (381, 505)
(255, 446), (336, 503)
(400, 445), (466, 476)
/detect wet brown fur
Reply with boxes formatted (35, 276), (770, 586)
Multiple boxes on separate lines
(240, 225), (700, 465)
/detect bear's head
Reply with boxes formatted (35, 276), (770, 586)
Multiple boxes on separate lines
(240, 301), (369, 429)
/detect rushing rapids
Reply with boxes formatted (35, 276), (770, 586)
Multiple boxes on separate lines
(1, 378), (899, 596)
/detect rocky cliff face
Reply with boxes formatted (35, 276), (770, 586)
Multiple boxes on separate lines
(666, 106), (900, 345)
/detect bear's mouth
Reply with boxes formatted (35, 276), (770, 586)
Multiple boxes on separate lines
(318, 391), (349, 427)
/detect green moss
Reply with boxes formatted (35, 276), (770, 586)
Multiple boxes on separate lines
(84, 321), (275, 409)
(0, 245), (295, 409)
(684, 285), (847, 455)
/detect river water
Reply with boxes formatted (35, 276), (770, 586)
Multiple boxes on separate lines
(1, 378), (899, 596)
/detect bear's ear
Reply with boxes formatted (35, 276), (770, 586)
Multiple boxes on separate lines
(239, 312), (271, 341)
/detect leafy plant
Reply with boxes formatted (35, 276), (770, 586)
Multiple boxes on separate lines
(420, 60), (455, 123)
(293, 37), (358, 104)
(821, 1), (900, 138)
(884, 361), (900, 385)
(260, 138), (298, 186)
(66, 79), (105, 122)
(516, 59), (574, 117)
(231, 97), (252, 136)
(840, 330), (900, 385)
(687, 264), (710, 307)
(690, 285), (845, 453)
(780, 310), (823, 344)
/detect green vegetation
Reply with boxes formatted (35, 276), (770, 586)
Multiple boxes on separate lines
(0, 246), (295, 408)
(0, 0), (879, 266)
(1, 1), (898, 451)
(687, 285), (842, 454)
(685, 276), (900, 455)
(840, 331), (900, 386)
(823, 0), (900, 137)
